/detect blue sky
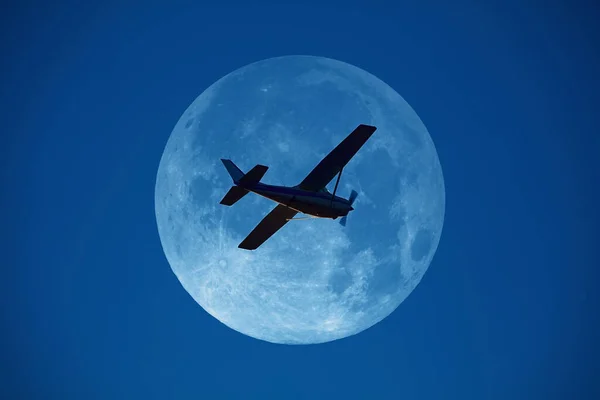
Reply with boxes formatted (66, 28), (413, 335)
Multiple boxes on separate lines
(2, 0), (599, 399)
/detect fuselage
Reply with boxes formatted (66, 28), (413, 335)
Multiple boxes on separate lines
(239, 182), (353, 218)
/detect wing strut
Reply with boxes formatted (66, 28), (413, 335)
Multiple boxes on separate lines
(330, 168), (343, 207)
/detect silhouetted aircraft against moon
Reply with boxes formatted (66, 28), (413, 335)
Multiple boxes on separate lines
(219, 124), (377, 250)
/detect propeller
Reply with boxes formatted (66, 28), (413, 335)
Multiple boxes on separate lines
(339, 190), (359, 227)
(348, 189), (359, 204)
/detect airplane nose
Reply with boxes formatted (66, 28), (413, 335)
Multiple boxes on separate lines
(349, 205), (354, 211)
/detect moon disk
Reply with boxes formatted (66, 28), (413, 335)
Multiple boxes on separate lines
(155, 55), (445, 344)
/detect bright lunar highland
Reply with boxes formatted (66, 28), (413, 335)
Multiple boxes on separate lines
(155, 55), (445, 344)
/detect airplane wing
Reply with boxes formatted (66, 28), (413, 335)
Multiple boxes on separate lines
(297, 124), (377, 191)
(238, 204), (298, 250)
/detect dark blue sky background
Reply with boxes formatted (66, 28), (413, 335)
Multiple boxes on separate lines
(2, 0), (599, 398)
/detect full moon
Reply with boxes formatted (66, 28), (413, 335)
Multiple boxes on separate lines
(155, 55), (445, 344)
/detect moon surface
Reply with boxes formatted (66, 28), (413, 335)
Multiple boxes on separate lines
(155, 55), (445, 344)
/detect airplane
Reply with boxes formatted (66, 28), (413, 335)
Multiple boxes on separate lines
(219, 124), (377, 250)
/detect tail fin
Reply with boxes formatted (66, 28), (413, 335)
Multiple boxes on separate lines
(219, 159), (268, 207)
(220, 159), (269, 185)
(221, 159), (244, 183)
(220, 186), (249, 206)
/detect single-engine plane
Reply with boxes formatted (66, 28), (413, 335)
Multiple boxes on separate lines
(220, 124), (377, 250)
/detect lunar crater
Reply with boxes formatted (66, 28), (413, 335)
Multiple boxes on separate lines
(411, 229), (433, 262)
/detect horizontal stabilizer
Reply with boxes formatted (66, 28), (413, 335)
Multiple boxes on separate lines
(220, 186), (249, 206)
(239, 164), (268, 185)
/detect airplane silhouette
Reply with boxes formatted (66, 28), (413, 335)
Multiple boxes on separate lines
(219, 124), (377, 250)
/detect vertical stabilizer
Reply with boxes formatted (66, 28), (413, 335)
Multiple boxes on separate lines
(220, 159), (244, 183)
